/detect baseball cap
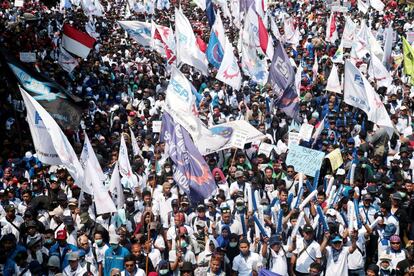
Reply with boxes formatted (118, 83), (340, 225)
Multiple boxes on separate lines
(235, 171), (244, 178)
(379, 253), (392, 261)
(390, 235), (401, 243)
(55, 230), (67, 240)
(303, 224), (314, 233)
(331, 236), (343, 243)
(66, 252), (79, 261)
(269, 235), (282, 246)
(363, 194), (372, 201)
(47, 256), (60, 268)
(5, 204), (15, 212)
(391, 192), (402, 200)
(68, 198), (78, 206)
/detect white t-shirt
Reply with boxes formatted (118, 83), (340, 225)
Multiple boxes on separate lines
(264, 246), (289, 276)
(293, 238), (322, 273)
(326, 246), (350, 276)
(232, 252), (263, 276)
(169, 249), (196, 276)
(347, 232), (367, 270)
(216, 220), (243, 236)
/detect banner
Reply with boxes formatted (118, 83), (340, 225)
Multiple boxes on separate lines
(160, 112), (216, 202)
(58, 45), (79, 73)
(1, 49), (81, 129)
(286, 144), (325, 177)
(326, 148), (343, 171)
(19, 52), (36, 63)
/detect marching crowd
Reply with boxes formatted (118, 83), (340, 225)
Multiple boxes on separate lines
(1, 0), (414, 274)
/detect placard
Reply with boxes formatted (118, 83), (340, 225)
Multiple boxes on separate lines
(231, 130), (249, 149)
(15, 0), (24, 7)
(299, 123), (314, 142)
(286, 144), (325, 177)
(19, 52), (36, 63)
(259, 142), (276, 157)
(288, 132), (300, 148)
(326, 148), (344, 171)
(152, 121), (162, 133)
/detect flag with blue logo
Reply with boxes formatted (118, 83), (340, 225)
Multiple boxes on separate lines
(160, 112), (216, 203)
(1, 49), (81, 129)
(118, 20), (152, 47)
(268, 40), (299, 119)
(206, 30), (224, 69)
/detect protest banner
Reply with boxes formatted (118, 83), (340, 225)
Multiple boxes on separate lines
(299, 123), (314, 142)
(230, 129), (249, 149)
(288, 131), (300, 147)
(19, 52), (36, 63)
(286, 144), (325, 177)
(326, 148), (344, 171)
(258, 142), (276, 157)
(152, 121), (162, 133)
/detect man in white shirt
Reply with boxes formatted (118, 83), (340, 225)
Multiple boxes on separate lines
(232, 238), (263, 276)
(261, 235), (296, 276)
(1, 204), (24, 241)
(63, 252), (87, 276)
(320, 231), (358, 276)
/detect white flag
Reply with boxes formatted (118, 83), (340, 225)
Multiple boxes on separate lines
(332, 40), (344, 64)
(230, 0), (240, 28)
(312, 117), (326, 141)
(344, 61), (394, 136)
(351, 21), (383, 61)
(129, 127), (141, 157)
(58, 45), (78, 73)
(312, 54), (318, 81)
(382, 26), (394, 67)
(295, 63), (302, 93)
(118, 21), (152, 47)
(368, 53), (392, 88)
(358, 0), (369, 14)
(80, 134), (116, 213)
(326, 64), (342, 94)
(342, 17), (357, 48)
(193, 0), (206, 9)
(118, 134), (133, 179)
(175, 8), (208, 75)
(108, 162), (124, 210)
(270, 16), (282, 41)
(370, 0), (385, 11)
(216, 39), (242, 91)
(20, 88), (86, 193)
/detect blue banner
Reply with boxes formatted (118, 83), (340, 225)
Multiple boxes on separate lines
(206, 0), (215, 27)
(160, 112), (216, 202)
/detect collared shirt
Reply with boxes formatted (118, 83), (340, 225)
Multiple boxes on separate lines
(232, 252), (262, 276)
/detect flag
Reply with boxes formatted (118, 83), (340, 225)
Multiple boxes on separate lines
(268, 40), (299, 118)
(80, 134), (116, 213)
(206, 30), (224, 69)
(206, 0), (216, 27)
(368, 53), (392, 88)
(118, 134), (133, 179)
(326, 64), (342, 94)
(151, 20), (167, 57)
(230, 0), (241, 28)
(129, 128), (142, 157)
(118, 21), (152, 47)
(81, 0), (104, 16)
(351, 21), (383, 62)
(283, 17), (299, 45)
(175, 8), (208, 75)
(294, 63), (302, 93)
(403, 37), (414, 80)
(332, 40), (344, 64)
(156, 0), (170, 10)
(258, 269), (282, 276)
(344, 61), (394, 136)
(58, 45), (79, 73)
(382, 26), (394, 69)
(1, 49), (81, 129)
(85, 19), (100, 39)
(62, 24), (96, 59)
(370, 0), (384, 11)
(326, 12), (338, 43)
(342, 17), (357, 48)
(358, 0), (369, 13)
(160, 112), (216, 202)
(270, 16), (282, 41)
(312, 54), (318, 82)
(257, 10), (273, 60)
(244, 7), (273, 59)
(109, 162), (124, 210)
(312, 116), (326, 141)
(20, 88), (87, 193)
(214, 0), (231, 19)
(216, 39), (242, 91)
(193, 0), (206, 10)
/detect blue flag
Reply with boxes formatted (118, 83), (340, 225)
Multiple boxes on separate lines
(268, 40), (299, 119)
(206, 0), (215, 27)
(206, 30), (224, 69)
(258, 269), (282, 276)
(160, 112), (216, 203)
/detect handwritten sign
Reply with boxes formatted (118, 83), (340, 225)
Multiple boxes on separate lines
(288, 132), (300, 148)
(19, 52), (36, 63)
(15, 0), (24, 7)
(326, 148), (344, 171)
(152, 121), (162, 133)
(286, 144), (325, 177)
(299, 123), (314, 142)
(230, 129), (249, 149)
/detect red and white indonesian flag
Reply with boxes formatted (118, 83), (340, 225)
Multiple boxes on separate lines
(62, 24), (96, 59)
(244, 7), (273, 60)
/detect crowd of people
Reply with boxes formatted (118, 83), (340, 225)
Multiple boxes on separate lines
(0, 0), (414, 274)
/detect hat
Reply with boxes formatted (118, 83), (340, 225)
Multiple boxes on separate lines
(235, 171), (244, 178)
(50, 174), (58, 182)
(363, 194), (372, 201)
(260, 198), (269, 205)
(67, 252), (79, 261)
(47, 255), (60, 268)
(162, 182), (171, 189)
(326, 209), (337, 217)
(331, 235), (343, 243)
(195, 220), (206, 228)
(49, 207), (64, 217)
(383, 224), (397, 238)
(197, 204), (206, 211)
(303, 224), (314, 233)
(109, 234), (120, 244)
(347, 137), (355, 144)
(391, 192), (402, 200)
(27, 235), (42, 247)
(390, 235), (401, 243)
(180, 262), (193, 272)
(5, 204), (15, 212)
(26, 220), (37, 229)
(269, 235), (282, 246)
(400, 106), (407, 111)
(236, 197), (244, 204)
(68, 198), (78, 206)
(56, 230), (67, 240)
(80, 212), (90, 224)
(379, 253), (392, 261)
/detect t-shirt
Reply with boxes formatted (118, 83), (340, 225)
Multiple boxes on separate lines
(169, 249), (196, 276)
(347, 231), (367, 270)
(326, 246), (350, 276)
(293, 238), (322, 273)
(264, 246), (289, 276)
(232, 252), (262, 276)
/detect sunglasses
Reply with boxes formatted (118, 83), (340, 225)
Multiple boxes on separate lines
(222, 209), (230, 213)
(391, 242), (400, 244)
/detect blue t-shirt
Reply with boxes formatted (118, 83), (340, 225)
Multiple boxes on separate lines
(104, 246), (130, 276)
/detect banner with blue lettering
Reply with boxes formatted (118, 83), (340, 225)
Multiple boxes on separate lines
(1, 49), (82, 129)
(160, 112), (216, 203)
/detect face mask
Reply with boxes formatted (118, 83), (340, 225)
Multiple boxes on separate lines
(44, 239), (53, 245)
(95, 239), (103, 246)
(236, 205), (244, 211)
(168, 179), (174, 184)
(159, 269), (169, 275)
(262, 205), (270, 212)
(197, 229), (204, 235)
(180, 241), (188, 248)
(229, 242), (238, 248)
(165, 168), (171, 173)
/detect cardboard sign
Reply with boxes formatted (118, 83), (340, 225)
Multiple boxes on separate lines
(299, 123), (314, 142)
(326, 148), (344, 171)
(259, 142), (276, 157)
(230, 130), (249, 149)
(15, 0), (24, 7)
(19, 52), (36, 63)
(286, 144), (325, 177)
(288, 132), (300, 148)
